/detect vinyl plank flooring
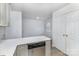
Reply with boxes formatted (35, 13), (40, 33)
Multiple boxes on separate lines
(51, 47), (65, 56)
(29, 47), (65, 56)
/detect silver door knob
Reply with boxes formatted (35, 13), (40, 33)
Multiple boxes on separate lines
(65, 34), (68, 37)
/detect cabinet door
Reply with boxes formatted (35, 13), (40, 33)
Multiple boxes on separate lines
(32, 47), (45, 56)
(16, 45), (28, 56)
(53, 15), (66, 53)
(66, 11), (79, 56)
(0, 3), (6, 25)
(0, 3), (9, 26)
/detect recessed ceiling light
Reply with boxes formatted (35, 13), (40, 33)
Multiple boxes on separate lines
(36, 16), (40, 20)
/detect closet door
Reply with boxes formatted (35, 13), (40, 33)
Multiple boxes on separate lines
(66, 11), (79, 56)
(53, 15), (66, 53)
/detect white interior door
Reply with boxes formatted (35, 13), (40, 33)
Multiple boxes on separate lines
(66, 11), (79, 56)
(53, 15), (66, 53)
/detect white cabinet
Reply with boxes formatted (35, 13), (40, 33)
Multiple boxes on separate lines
(52, 4), (79, 56)
(0, 3), (9, 26)
(31, 47), (45, 56)
(16, 45), (28, 56)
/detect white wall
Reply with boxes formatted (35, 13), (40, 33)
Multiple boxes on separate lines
(0, 13), (52, 40)
(5, 11), (22, 39)
(0, 27), (5, 40)
(22, 18), (45, 37)
(44, 17), (52, 38)
(0, 12), (52, 40)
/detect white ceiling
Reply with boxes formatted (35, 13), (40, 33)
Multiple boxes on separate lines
(10, 3), (69, 19)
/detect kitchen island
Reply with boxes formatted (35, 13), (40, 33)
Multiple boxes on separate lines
(0, 36), (51, 56)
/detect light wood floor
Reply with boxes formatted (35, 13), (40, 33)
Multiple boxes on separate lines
(29, 47), (66, 56)
(51, 47), (66, 56)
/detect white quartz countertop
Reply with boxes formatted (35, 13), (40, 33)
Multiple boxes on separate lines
(0, 36), (51, 56)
